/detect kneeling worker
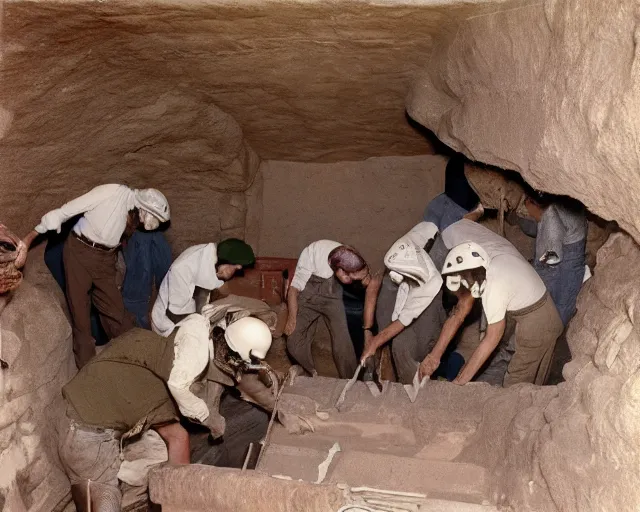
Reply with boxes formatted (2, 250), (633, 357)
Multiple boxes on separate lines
(360, 222), (445, 384)
(420, 220), (563, 386)
(285, 240), (381, 378)
(151, 238), (255, 336)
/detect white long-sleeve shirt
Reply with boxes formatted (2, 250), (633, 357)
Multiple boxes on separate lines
(167, 314), (212, 422)
(290, 240), (341, 291)
(152, 243), (223, 337)
(35, 184), (136, 248)
(385, 224), (443, 327)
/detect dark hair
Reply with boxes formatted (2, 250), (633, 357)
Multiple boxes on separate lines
(328, 245), (367, 273)
(458, 267), (487, 288)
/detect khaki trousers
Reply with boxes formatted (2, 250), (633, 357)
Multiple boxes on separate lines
(286, 276), (357, 378)
(503, 292), (563, 387)
(63, 235), (134, 368)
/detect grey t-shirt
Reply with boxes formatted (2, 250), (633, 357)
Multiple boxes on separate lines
(536, 204), (587, 263)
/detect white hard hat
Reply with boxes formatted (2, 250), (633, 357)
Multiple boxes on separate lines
(384, 237), (433, 285)
(442, 242), (489, 275)
(224, 316), (272, 362)
(135, 188), (170, 222)
(442, 243), (489, 298)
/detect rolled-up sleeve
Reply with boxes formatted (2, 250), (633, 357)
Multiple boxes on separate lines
(290, 245), (314, 291)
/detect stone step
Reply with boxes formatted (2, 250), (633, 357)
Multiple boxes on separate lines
(258, 444), (491, 504)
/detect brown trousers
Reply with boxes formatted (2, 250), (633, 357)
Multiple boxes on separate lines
(286, 276), (358, 378)
(503, 291), (563, 387)
(63, 235), (134, 368)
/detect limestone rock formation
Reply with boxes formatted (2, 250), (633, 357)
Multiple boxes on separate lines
(407, 0), (640, 243)
(0, 223), (27, 295)
(463, 233), (640, 511)
(0, 254), (75, 512)
(1, 2), (264, 255)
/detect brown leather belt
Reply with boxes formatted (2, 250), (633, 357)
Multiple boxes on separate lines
(72, 231), (119, 252)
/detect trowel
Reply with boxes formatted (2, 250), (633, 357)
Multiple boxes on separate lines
(334, 363), (363, 410)
(403, 369), (428, 403)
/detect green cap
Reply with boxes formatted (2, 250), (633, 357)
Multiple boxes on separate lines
(216, 238), (255, 266)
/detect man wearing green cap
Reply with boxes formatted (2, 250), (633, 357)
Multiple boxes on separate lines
(151, 239), (255, 337)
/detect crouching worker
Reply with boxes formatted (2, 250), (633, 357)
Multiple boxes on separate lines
(360, 222), (445, 384)
(284, 240), (381, 378)
(420, 226), (563, 386)
(58, 315), (215, 512)
(198, 303), (308, 449)
(151, 239), (255, 337)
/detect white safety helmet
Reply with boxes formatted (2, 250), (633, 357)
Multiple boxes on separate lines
(384, 237), (433, 286)
(224, 316), (272, 362)
(442, 242), (489, 298)
(135, 188), (171, 223)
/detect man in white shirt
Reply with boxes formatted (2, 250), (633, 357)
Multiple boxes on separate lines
(285, 241), (381, 378)
(29, 184), (170, 368)
(420, 220), (563, 386)
(151, 239), (255, 337)
(360, 222), (446, 384)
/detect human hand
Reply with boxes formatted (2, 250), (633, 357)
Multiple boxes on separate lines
(283, 316), (296, 336)
(419, 353), (440, 381)
(452, 365), (471, 386)
(360, 334), (378, 364)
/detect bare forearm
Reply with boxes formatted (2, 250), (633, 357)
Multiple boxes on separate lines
(155, 423), (190, 464)
(287, 287), (299, 320)
(22, 230), (39, 249)
(455, 320), (505, 384)
(363, 275), (382, 329)
(430, 314), (465, 359)
(372, 320), (404, 351)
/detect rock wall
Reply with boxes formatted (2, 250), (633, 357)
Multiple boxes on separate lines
(1, 1), (263, 255)
(0, 251), (75, 512)
(407, 0), (640, 243)
(462, 232), (640, 512)
(258, 155), (446, 266)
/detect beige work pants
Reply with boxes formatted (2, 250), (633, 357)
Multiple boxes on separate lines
(503, 292), (563, 387)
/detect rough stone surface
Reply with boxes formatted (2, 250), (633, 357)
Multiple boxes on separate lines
(149, 465), (344, 512)
(460, 233), (640, 512)
(0, 0), (537, 248)
(407, 0), (640, 242)
(1, 2), (262, 254)
(0, 249), (75, 512)
(0, 223), (27, 295)
(259, 155), (446, 265)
